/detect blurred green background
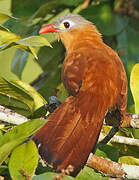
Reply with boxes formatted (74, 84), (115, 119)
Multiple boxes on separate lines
(0, 0), (43, 82)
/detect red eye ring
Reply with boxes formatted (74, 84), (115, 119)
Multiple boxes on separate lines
(64, 22), (70, 28)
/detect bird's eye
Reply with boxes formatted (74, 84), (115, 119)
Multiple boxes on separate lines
(63, 22), (70, 29)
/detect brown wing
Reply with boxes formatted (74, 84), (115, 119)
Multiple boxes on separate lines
(62, 52), (86, 96)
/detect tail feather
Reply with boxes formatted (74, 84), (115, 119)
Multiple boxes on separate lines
(32, 92), (108, 176)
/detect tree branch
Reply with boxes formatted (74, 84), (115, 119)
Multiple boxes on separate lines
(87, 153), (139, 179)
(99, 132), (139, 146)
(0, 105), (28, 125)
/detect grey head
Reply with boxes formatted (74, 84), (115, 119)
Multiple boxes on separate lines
(53, 13), (92, 32)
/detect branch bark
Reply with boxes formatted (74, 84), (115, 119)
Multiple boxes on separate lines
(87, 153), (139, 179)
(99, 132), (139, 146)
(0, 105), (28, 125)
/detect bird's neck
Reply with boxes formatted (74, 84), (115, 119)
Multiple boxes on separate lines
(57, 24), (103, 53)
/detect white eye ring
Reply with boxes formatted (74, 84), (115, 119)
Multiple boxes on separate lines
(61, 19), (75, 29)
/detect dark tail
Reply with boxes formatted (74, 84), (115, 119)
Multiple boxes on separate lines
(32, 92), (108, 176)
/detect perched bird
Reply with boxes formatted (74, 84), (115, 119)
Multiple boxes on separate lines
(32, 14), (127, 176)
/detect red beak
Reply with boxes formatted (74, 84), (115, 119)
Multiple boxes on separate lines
(39, 24), (58, 34)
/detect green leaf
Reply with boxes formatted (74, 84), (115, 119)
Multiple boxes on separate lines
(12, 80), (47, 111)
(133, 129), (139, 139)
(11, 49), (29, 79)
(10, 44), (38, 59)
(111, 143), (139, 164)
(95, 144), (119, 162)
(130, 64), (139, 113)
(0, 119), (46, 165)
(15, 36), (52, 48)
(11, 47), (38, 74)
(80, 4), (128, 36)
(33, 172), (74, 180)
(0, 25), (9, 32)
(0, 13), (15, 21)
(119, 156), (139, 166)
(76, 166), (108, 180)
(3, 16), (32, 37)
(118, 128), (134, 138)
(0, 77), (34, 115)
(0, 77), (47, 116)
(9, 140), (38, 180)
(29, 46), (38, 59)
(0, 30), (21, 45)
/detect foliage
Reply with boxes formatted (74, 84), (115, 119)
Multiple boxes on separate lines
(9, 140), (38, 180)
(130, 64), (139, 114)
(0, 0), (139, 179)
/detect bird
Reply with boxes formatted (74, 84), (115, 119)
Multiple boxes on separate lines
(32, 13), (127, 176)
